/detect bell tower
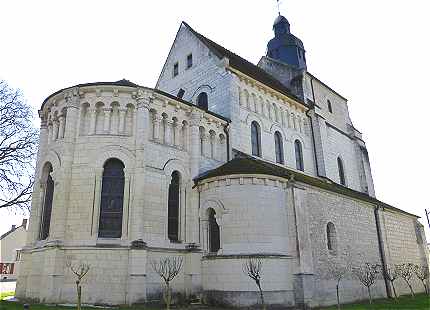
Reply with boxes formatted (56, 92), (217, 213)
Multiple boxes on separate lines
(266, 14), (307, 70)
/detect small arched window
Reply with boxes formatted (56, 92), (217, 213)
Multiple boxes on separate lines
(197, 92), (208, 110)
(327, 100), (333, 113)
(326, 222), (337, 253)
(208, 208), (220, 253)
(251, 121), (261, 157)
(337, 157), (346, 186)
(168, 171), (180, 241)
(40, 163), (54, 240)
(99, 158), (125, 238)
(294, 140), (304, 171)
(274, 131), (284, 164)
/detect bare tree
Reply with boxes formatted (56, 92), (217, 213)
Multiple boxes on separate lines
(352, 263), (380, 304)
(326, 252), (353, 310)
(243, 258), (266, 310)
(414, 265), (429, 294)
(399, 263), (416, 297)
(0, 80), (38, 210)
(66, 261), (90, 310)
(382, 264), (401, 300)
(150, 256), (183, 310)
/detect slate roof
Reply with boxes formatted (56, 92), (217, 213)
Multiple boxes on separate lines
(182, 22), (306, 106)
(0, 224), (25, 240)
(195, 153), (418, 218)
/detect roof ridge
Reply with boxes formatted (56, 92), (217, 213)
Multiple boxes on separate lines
(182, 22), (306, 105)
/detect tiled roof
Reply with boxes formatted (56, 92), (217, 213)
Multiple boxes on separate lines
(182, 22), (306, 106)
(195, 153), (418, 218)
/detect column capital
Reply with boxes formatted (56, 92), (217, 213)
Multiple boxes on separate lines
(190, 110), (203, 127)
(64, 87), (80, 108)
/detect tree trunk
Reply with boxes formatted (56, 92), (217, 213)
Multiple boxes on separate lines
(165, 282), (171, 310)
(76, 281), (81, 310)
(257, 283), (266, 310)
(367, 286), (372, 305)
(336, 282), (340, 310)
(420, 280), (428, 295)
(406, 281), (415, 297)
(391, 281), (398, 300)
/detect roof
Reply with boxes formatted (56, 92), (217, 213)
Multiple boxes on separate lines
(40, 80), (230, 123)
(307, 72), (348, 102)
(195, 153), (419, 218)
(182, 22), (306, 106)
(0, 224), (25, 240)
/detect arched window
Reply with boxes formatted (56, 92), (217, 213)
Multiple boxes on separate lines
(40, 163), (54, 240)
(294, 140), (304, 171)
(251, 121), (261, 157)
(98, 159), (125, 238)
(274, 131), (284, 164)
(208, 208), (220, 253)
(168, 171), (180, 241)
(337, 157), (346, 186)
(197, 92), (208, 110)
(327, 100), (333, 113)
(326, 222), (337, 253)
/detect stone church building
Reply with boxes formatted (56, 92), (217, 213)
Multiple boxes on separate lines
(16, 15), (429, 308)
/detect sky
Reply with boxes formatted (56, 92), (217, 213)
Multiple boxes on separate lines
(1, 0), (429, 239)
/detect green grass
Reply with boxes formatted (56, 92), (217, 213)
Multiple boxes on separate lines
(322, 293), (429, 310)
(0, 294), (428, 310)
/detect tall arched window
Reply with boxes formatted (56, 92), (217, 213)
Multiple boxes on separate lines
(40, 163), (54, 240)
(197, 92), (208, 110)
(326, 222), (337, 253)
(327, 100), (333, 113)
(98, 158), (125, 238)
(274, 131), (284, 164)
(168, 171), (180, 241)
(294, 140), (304, 171)
(208, 208), (220, 253)
(337, 157), (346, 186)
(251, 121), (261, 157)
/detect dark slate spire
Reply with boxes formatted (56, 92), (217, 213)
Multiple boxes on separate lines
(267, 14), (307, 70)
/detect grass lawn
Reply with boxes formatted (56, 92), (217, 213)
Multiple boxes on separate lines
(322, 293), (429, 310)
(0, 293), (428, 310)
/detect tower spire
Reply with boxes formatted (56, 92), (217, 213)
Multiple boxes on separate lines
(276, 0), (282, 16)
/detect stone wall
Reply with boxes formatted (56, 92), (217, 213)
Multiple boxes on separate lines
(156, 23), (234, 119)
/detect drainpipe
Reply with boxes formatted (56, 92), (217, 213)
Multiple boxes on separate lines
(374, 206), (391, 298)
(223, 124), (230, 161)
(306, 76), (321, 177)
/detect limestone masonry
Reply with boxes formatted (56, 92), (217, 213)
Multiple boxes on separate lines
(16, 15), (429, 308)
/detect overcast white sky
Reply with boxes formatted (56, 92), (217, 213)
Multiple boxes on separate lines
(1, 0), (429, 240)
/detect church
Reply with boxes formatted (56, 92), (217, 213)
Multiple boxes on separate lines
(16, 14), (429, 308)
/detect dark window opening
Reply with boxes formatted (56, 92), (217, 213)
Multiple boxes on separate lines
(173, 62), (179, 77)
(274, 131), (284, 164)
(327, 222), (337, 253)
(98, 158), (125, 238)
(177, 88), (185, 99)
(40, 165), (54, 240)
(168, 171), (180, 241)
(187, 54), (193, 69)
(208, 208), (220, 253)
(327, 100), (333, 113)
(295, 140), (304, 171)
(197, 92), (208, 110)
(251, 121), (261, 157)
(337, 157), (346, 186)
